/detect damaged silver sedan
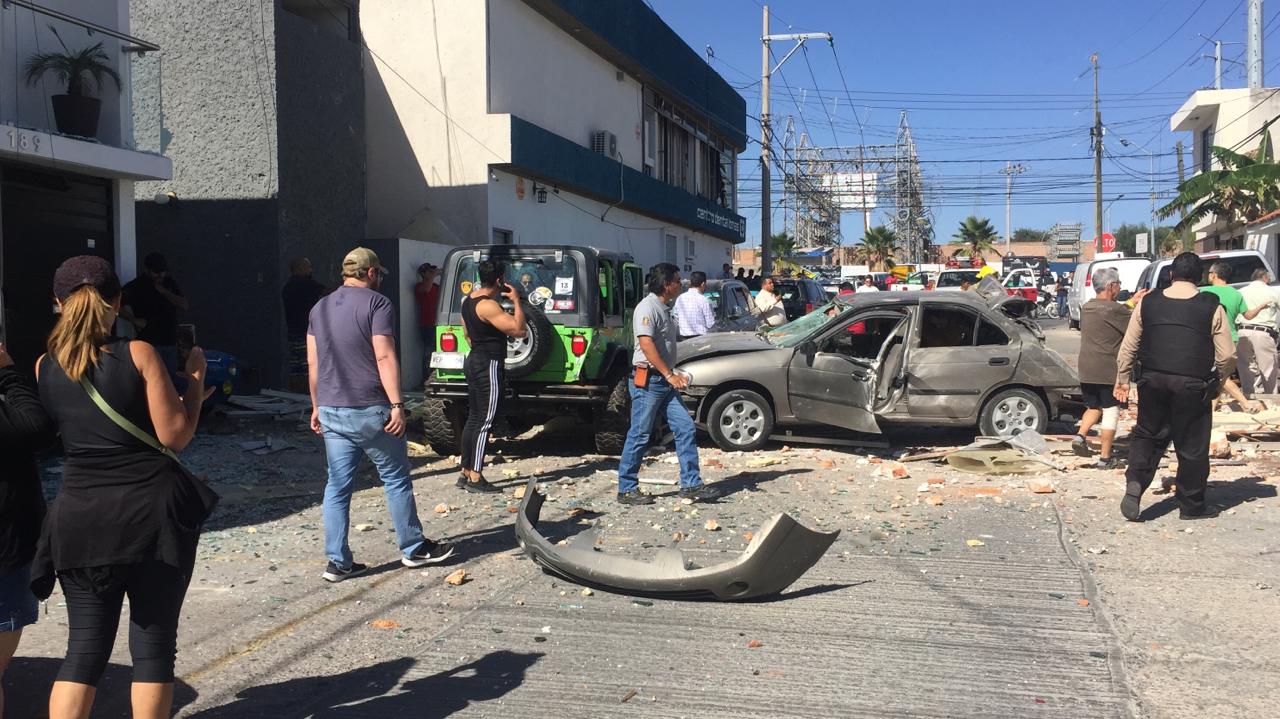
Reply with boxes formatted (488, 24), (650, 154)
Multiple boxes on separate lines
(676, 290), (1080, 452)
(514, 477), (839, 601)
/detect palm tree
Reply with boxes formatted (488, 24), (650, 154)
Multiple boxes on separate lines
(1158, 122), (1280, 240)
(949, 216), (999, 258)
(856, 225), (899, 271)
(768, 232), (797, 260)
(23, 28), (121, 97)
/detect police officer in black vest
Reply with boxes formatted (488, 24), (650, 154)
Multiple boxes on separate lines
(1114, 252), (1236, 521)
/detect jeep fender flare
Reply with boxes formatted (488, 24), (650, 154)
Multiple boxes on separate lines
(599, 344), (632, 388)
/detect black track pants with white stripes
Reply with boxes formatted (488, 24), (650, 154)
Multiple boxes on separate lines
(460, 353), (504, 474)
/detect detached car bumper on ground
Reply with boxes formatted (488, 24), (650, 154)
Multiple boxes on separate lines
(674, 288), (1080, 452)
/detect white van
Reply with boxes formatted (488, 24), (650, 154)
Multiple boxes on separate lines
(1134, 249), (1275, 292)
(1067, 256), (1151, 329)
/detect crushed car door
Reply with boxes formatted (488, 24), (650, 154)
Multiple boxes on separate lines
(787, 310), (908, 434)
(908, 304), (1020, 419)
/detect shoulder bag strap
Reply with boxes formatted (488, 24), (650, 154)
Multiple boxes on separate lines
(78, 377), (181, 463)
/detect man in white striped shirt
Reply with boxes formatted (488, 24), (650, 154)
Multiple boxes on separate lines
(674, 271), (716, 340)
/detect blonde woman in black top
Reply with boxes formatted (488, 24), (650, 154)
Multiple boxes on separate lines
(34, 256), (213, 719)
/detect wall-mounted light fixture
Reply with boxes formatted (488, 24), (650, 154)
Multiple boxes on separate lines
(532, 182), (548, 204)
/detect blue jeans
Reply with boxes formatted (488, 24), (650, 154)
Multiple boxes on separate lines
(1057, 296), (1068, 316)
(617, 375), (702, 494)
(319, 405), (427, 567)
(0, 563), (37, 631)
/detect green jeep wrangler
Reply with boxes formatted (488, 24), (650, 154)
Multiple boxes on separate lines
(422, 244), (644, 455)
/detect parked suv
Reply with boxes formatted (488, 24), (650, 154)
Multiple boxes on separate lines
(773, 278), (827, 321)
(1067, 256), (1150, 329)
(1135, 249), (1275, 292)
(422, 245), (643, 455)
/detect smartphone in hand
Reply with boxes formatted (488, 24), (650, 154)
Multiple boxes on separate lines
(177, 323), (197, 367)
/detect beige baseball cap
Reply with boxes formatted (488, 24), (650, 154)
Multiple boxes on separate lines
(342, 247), (384, 274)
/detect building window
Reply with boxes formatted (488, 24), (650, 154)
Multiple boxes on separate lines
(492, 228), (513, 245)
(644, 86), (738, 209)
(281, 0), (358, 42)
(1199, 127), (1215, 174)
(664, 233), (678, 263)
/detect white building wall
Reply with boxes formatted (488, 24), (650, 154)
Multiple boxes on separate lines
(487, 0), (644, 173)
(487, 169), (733, 274)
(397, 237), (455, 390)
(362, 0), (511, 245)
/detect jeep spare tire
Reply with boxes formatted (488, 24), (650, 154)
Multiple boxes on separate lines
(505, 301), (554, 378)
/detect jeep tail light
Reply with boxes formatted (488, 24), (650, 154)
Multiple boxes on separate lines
(440, 332), (457, 352)
(805, 302), (813, 314)
(1084, 274), (1091, 286)
(570, 334), (587, 357)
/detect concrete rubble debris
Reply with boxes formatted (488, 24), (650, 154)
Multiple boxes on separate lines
(444, 569), (468, 586)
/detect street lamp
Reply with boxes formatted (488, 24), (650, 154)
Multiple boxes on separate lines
(1103, 194), (1125, 235)
(1120, 137), (1158, 258)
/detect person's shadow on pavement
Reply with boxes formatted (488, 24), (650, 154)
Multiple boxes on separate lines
(1140, 475), (1277, 520)
(187, 650), (543, 718)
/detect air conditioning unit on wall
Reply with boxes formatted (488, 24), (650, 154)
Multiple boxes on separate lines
(592, 130), (618, 159)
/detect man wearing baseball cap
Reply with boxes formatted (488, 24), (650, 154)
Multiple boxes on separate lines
(307, 247), (452, 582)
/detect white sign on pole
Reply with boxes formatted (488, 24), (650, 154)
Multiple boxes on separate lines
(821, 172), (877, 211)
(1135, 232), (1149, 254)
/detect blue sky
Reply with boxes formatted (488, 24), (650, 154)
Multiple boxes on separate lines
(646, 0), (1275, 248)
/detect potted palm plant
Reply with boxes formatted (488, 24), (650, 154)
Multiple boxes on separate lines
(23, 28), (121, 139)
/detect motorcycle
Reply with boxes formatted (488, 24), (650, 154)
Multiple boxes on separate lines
(1034, 289), (1060, 320)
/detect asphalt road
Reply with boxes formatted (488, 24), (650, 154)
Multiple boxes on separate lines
(9, 317), (1278, 718)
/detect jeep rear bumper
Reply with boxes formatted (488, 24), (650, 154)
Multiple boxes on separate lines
(425, 380), (611, 404)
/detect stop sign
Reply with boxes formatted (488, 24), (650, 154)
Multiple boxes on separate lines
(1095, 233), (1117, 253)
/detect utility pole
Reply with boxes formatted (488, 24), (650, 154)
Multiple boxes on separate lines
(759, 5), (831, 275)
(760, 6), (771, 275)
(1092, 54), (1103, 253)
(1214, 39), (1223, 89)
(1176, 140), (1191, 250)
(999, 162), (1028, 254)
(1248, 0), (1265, 91)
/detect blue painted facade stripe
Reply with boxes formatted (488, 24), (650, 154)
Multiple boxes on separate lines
(521, 0), (747, 149)
(506, 116), (746, 244)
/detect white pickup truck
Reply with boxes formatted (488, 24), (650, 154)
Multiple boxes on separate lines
(1134, 249), (1276, 292)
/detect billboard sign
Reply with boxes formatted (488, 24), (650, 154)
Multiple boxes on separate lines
(821, 172), (877, 211)
(1135, 232), (1148, 254)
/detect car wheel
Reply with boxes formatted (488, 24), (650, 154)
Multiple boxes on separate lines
(422, 398), (463, 456)
(1068, 317), (1079, 330)
(707, 389), (774, 452)
(979, 388), (1047, 438)
(505, 302), (554, 378)
(593, 377), (630, 455)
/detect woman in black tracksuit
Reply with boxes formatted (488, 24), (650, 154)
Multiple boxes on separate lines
(457, 260), (525, 493)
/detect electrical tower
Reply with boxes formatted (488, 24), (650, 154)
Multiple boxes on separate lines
(778, 111), (934, 263)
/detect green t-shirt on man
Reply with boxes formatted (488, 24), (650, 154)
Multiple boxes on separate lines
(1200, 284), (1249, 341)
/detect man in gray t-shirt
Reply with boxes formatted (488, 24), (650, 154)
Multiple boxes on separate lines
(307, 247), (453, 583)
(616, 263), (720, 505)
(632, 292), (678, 368)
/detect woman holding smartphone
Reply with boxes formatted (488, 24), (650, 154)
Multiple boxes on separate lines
(33, 256), (214, 719)
(457, 260), (525, 493)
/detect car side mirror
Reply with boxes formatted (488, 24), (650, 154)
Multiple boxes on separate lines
(799, 340), (817, 356)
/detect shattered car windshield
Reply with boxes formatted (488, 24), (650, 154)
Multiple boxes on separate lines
(765, 300), (847, 347)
